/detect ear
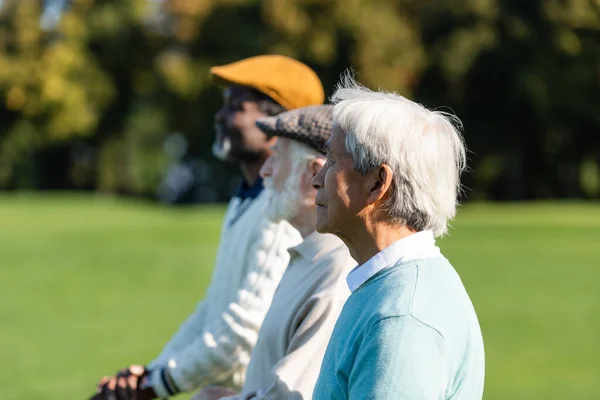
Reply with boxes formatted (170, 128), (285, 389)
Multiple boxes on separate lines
(266, 136), (278, 147)
(366, 164), (393, 205)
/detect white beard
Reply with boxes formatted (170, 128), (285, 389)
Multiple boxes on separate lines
(263, 172), (305, 223)
(212, 136), (231, 161)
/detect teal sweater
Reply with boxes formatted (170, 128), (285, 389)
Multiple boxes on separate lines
(313, 257), (485, 399)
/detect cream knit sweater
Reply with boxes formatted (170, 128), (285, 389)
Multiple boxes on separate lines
(148, 190), (302, 397)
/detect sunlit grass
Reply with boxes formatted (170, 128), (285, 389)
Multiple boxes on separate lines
(1, 194), (599, 399)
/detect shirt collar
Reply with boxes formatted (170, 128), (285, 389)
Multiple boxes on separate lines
(289, 231), (343, 262)
(346, 230), (441, 292)
(234, 177), (263, 201)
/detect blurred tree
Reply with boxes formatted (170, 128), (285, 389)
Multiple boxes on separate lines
(0, 0), (598, 199)
(0, 0), (114, 188)
(415, 0), (600, 199)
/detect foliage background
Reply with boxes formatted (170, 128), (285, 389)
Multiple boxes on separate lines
(1, 0), (599, 201)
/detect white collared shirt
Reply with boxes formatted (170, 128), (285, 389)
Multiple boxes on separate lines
(346, 230), (441, 292)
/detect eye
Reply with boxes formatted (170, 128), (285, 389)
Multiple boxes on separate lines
(228, 100), (243, 111)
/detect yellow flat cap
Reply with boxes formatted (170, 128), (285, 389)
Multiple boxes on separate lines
(210, 55), (325, 110)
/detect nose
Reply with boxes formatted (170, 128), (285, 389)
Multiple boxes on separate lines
(312, 163), (325, 190)
(260, 155), (273, 179)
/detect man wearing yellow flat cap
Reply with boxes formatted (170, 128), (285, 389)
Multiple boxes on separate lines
(94, 55), (325, 400)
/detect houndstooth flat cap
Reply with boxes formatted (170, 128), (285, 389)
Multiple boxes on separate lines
(255, 104), (333, 155)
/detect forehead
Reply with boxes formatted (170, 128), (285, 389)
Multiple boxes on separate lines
(274, 137), (290, 152)
(328, 124), (347, 153)
(223, 86), (262, 103)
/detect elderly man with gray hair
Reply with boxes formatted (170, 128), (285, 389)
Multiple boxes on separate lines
(312, 76), (485, 399)
(195, 105), (355, 400)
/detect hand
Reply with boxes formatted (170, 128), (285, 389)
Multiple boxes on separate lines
(191, 386), (237, 400)
(94, 365), (156, 400)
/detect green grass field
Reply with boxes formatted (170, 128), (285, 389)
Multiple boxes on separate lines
(1, 194), (599, 399)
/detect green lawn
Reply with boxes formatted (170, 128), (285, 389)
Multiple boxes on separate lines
(1, 194), (599, 399)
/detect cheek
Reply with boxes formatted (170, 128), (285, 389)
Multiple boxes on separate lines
(273, 160), (291, 190)
(230, 111), (254, 135)
(273, 170), (285, 191)
(325, 169), (347, 207)
(242, 112), (267, 140)
(227, 113), (244, 134)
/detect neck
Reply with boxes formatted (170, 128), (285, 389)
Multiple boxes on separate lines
(239, 158), (266, 186)
(340, 222), (416, 265)
(289, 206), (318, 238)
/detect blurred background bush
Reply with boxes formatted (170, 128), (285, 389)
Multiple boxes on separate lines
(1, 0), (598, 203)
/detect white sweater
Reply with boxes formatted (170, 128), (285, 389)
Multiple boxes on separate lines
(148, 189), (302, 397)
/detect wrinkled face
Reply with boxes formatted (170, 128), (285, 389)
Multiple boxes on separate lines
(260, 138), (304, 222)
(311, 125), (371, 236)
(213, 86), (274, 163)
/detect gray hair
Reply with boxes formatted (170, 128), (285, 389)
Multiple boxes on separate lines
(288, 139), (324, 172)
(331, 74), (467, 237)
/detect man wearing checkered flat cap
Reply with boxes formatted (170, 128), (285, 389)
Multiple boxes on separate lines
(94, 56), (325, 400)
(194, 105), (355, 400)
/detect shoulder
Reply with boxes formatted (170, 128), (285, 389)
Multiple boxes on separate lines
(300, 292), (349, 318)
(408, 257), (480, 343)
(346, 258), (464, 336)
(225, 190), (270, 230)
(309, 244), (354, 296)
(249, 218), (302, 252)
(318, 242), (355, 272)
(348, 262), (421, 320)
(356, 257), (477, 347)
(367, 314), (445, 341)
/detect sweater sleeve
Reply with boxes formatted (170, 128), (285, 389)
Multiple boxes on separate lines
(251, 296), (346, 400)
(147, 300), (208, 370)
(148, 200), (238, 371)
(348, 315), (447, 400)
(150, 220), (299, 398)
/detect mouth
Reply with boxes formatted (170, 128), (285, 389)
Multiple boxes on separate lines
(315, 196), (326, 208)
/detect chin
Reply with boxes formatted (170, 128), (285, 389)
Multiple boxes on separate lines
(314, 208), (328, 233)
(315, 218), (329, 234)
(315, 225), (328, 234)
